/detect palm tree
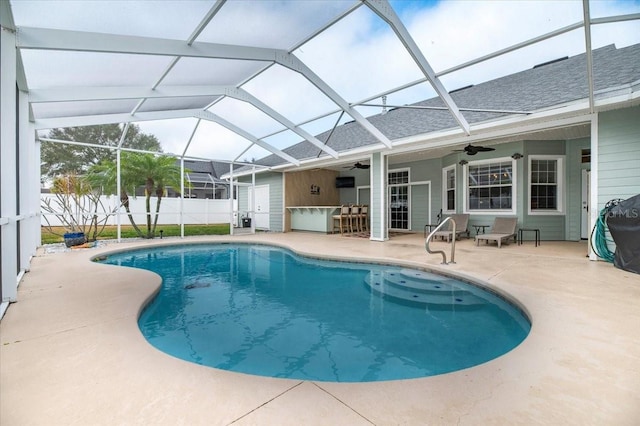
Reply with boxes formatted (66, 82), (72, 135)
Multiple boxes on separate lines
(86, 152), (186, 238)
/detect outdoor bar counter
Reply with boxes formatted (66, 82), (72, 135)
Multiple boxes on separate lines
(287, 206), (340, 233)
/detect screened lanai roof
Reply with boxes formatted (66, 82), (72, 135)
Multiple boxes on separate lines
(4, 0), (640, 169)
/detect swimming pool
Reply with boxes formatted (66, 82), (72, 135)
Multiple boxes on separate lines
(99, 243), (530, 382)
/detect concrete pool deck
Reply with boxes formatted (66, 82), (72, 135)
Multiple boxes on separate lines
(1, 232), (639, 425)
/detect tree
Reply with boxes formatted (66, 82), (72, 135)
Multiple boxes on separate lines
(41, 175), (116, 242)
(40, 124), (162, 181)
(87, 152), (187, 239)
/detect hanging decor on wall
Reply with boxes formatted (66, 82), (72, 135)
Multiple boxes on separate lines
(310, 184), (321, 195)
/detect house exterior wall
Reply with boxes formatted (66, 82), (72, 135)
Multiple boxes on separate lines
(598, 106), (640, 210)
(370, 152), (386, 240)
(521, 140), (566, 240)
(397, 138), (592, 241)
(336, 168), (370, 205)
(391, 157), (441, 232)
(283, 169), (339, 231)
(238, 172), (285, 232)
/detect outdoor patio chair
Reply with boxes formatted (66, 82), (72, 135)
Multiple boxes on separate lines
(475, 217), (518, 248)
(433, 213), (470, 242)
(332, 205), (351, 234)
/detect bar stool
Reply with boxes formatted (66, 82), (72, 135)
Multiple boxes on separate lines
(358, 205), (369, 232)
(349, 205), (361, 233)
(332, 205), (350, 234)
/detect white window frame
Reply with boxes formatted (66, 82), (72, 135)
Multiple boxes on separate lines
(387, 167), (410, 230)
(463, 156), (517, 215)
(528, 155), (565, 215)
(442, 165), (456, 214)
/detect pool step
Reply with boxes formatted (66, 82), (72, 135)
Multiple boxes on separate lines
(369, 269), (468, 294)
(364, 271), (485, 308)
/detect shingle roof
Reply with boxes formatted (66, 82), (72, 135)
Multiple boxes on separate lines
(181, 159), (231, 183)
(251, 43), (640, 169)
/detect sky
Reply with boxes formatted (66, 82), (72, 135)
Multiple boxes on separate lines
(12, 0), (640, 164)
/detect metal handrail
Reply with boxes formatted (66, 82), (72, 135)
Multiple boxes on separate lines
(425, 217), (457, 264)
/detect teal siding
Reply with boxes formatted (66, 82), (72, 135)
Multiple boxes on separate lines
(337, 168), (370, 205)
(392, 157), (441, 231)
(521, 140), (566, 240)
(410, 183), (430, 232)
(521, 216), (565, 241)
(598, 106), (640, 209)
(238, 172), (284, 232)
(370, 153), (384, 239)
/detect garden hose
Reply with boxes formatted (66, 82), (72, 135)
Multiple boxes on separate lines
(590, 199), (623, 263)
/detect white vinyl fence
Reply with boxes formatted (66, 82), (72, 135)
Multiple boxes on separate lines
(41, 194), (238, 227)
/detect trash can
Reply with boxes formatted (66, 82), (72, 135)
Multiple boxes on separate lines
(242, 217), (252, 228)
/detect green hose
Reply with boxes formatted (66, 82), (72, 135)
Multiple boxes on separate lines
(590, 199), (622, 263)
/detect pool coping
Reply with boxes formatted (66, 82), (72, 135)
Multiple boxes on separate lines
(2, 233), (640, 424)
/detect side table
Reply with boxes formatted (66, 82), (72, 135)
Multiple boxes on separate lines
(518, 228), (540, 247)
(473, 225), (489, 236)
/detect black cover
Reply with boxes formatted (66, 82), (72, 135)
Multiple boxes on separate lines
(607, 194), (640, 274)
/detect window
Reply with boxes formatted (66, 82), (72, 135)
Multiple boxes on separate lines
(465, 158), (515, 213)
(442, 165), (455, 213)
(529, 156), (564, 214)
(388, 170), (409, 185)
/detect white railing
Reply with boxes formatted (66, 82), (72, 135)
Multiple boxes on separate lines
(425, 217), (457, 265)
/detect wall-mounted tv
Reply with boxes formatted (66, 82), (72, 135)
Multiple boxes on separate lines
(335, 176), (355, 188)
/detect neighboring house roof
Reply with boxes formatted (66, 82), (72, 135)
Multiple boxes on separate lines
(248, 43), (640, 170)
(181, 159), (231, 184)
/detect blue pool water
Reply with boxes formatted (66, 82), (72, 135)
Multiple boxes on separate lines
(99, 243), (530, 382)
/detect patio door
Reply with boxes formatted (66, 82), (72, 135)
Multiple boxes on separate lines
(251, 185), (270, 230)
(388, 169), (410, 230)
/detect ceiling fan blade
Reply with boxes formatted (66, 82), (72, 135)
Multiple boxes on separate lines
(476, 146), (495, 152)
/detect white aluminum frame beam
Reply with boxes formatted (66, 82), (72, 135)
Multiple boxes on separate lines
(33, 108), (206, 130)
(582, 0), (595, 114)
(29, 85), (340, 158)
(18, 26), (393, 150)
(16, 27), (279, 61)
(363, 0), (471, 135)
(195, 110), (300, 166)
(227, 88), (339, 158)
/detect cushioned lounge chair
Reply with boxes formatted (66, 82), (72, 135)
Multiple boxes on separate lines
(475, 217), (518, 248)
(433, 213), (470, 242)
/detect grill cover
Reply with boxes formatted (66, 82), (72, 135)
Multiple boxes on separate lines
(607, 194), (640, 274)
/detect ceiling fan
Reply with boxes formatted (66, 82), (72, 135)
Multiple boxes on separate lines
(344, 162), (370, 170)
(454, 144), (496, 155)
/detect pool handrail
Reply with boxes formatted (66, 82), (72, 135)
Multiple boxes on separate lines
(425, 216), (456, 264)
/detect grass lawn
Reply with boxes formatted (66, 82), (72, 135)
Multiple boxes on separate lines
(41, 224), (230, 245)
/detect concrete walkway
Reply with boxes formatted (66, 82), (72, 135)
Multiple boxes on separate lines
(1, 233), (639, 425)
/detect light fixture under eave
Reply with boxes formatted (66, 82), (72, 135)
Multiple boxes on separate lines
(459, 159), (468, 166)
(512, 153), (523, 160)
